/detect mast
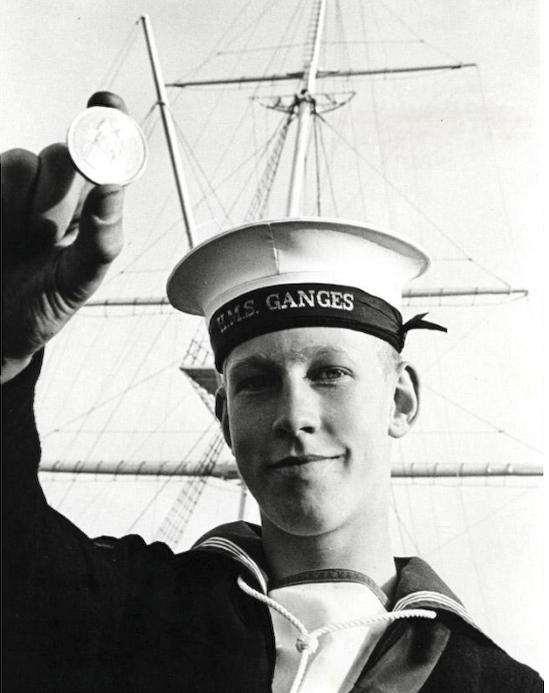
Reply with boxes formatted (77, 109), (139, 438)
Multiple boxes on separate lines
(140, 14), (196, 247)
(237, 484), (248, 520)
(286, 0), (327, 215)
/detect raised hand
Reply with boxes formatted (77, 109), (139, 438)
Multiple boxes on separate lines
(1, 95), (127, 383)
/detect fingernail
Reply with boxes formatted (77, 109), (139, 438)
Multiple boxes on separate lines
(87, 92), (129, 114)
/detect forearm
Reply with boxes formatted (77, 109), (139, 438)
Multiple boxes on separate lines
(2, 348), (122, 691)
(2, 349), (45, 568)
(2, 348), (44, 480)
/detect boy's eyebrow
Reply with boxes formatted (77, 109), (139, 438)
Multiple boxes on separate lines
(226, 346), (358, 375)
(226, 354), (275, 375)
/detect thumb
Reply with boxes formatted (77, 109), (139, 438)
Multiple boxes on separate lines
(77, 184), (124, 263)
(58, 185), (124, 304)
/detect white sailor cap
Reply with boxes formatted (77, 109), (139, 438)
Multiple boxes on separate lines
(166, 217), (445, 371)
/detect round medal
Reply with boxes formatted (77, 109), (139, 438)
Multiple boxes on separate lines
(67, 106), (147, 186)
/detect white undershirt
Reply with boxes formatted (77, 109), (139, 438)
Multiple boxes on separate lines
(268, 579), (389, 693)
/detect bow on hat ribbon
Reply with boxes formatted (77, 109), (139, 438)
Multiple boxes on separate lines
(402, 313), (448, 336)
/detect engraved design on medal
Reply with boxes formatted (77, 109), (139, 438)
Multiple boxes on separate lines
(67, 106), (147, 186)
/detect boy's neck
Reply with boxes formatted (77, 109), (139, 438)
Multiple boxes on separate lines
(261, 518), (397, 599)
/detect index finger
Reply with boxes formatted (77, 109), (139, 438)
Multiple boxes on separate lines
(1, 148), (40, 264)
(29, 143), (89, 250)
(30, 92), (131, 247)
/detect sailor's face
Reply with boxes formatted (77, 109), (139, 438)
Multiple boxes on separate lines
(223, 327), (404, 537)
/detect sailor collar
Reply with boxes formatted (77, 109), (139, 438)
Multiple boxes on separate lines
(192, 520), (478, 630)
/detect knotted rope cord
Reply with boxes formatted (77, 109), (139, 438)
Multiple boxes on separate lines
(237, 576), (436, 693)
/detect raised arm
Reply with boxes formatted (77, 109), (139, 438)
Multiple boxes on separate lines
(1, 95), (129, 692)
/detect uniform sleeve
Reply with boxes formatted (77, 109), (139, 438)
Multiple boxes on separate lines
(2, 349), (46, 576)
(2, 350), (139, 691)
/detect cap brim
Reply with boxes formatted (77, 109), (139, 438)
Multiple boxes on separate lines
(167, 217), (430, 316)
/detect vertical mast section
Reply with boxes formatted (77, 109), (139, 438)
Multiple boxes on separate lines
(237, 483), (248, 520)
(286, 0), (327, 216)
(140, 14), (196, 247)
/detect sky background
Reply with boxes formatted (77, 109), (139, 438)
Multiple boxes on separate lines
(1, 0), (545, 673)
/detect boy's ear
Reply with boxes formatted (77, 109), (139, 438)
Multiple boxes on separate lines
(389, 363), (420, 439)
(215, 386), (232, 448)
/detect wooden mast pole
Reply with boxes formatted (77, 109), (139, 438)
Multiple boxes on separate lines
(286, 0), (327, 216)
(237, 484), (248, 520)
(140, 14), (196, 247)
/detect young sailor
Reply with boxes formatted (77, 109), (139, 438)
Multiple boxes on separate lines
(2, 95), (542, 693)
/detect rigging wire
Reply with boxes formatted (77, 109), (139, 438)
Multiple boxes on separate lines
(392, 478), (541, 490)
(103, 204), (185, 286)
(203, 97), (257, 199)
(50, 315), (126, 460)
(458, 479), (492, 630)
(319, 115), (512, 288)
(72, 478), (120, 531)
(116, 346), (195, 462)
(379, 6), (424, 238)
(434, 329), (458, 587)
(126, 419), (219, 532)
(38, 314), (86, 409)
(358, 0), (391, 224)
(370, 0), (391, 143)
(218, 43), (306, 55)
(55, 313), (176, 510)
(373, 0), (462, 64)
(423, 384), (542, 455)
(139, 103), (161, 140)
(167, 7), (275, 215)
(207, 0), (285, 68)
(313, 115), (322, 215)
(156, 432), (225, 547)
(270, 0), (310, 77)
(173, 2), (304, 222)
(81, 315), (175, 463)
(173, 103), (295, 225)
(390, 482), (409, 553)
(428, 474), (444, 573)
(245, 111), (294, 220)
(317, 112), (340, 216)
(423, 485), (538, 557)
(173, 0), (255, 82)
(240, 0), (310, 219)
(172, 119), (230, 228)
(335, 0), (367, 219)
(404, 477), (422, 556)
(251, 85), (260, 202)
(174, 0), (308, 224)
(99, 21), (140, 90)
(421, 302), (502, 375)
(42, 355), (186, 437)
(473, 67), (524, 285)
(390, 479), (420, 555)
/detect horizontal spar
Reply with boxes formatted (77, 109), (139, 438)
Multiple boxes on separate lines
(81, 287), (528, 309)
(40, 460), (240, 479)
(40, 460), (543, 478)
(167, 63), (477, 89)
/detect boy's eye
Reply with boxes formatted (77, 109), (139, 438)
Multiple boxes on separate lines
(313, 367), (350, 382)
(236, 374), (273, 392)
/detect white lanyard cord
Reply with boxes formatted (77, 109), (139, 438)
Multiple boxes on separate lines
(237, 576), (436, 693)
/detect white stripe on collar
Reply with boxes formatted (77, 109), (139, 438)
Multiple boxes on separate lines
(195, 536), (479, 631)
(194, 536), (268, 593)
(394, 590), (477, 628)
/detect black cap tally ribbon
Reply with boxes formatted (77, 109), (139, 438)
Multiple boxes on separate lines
(210, 284), (447, 370)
